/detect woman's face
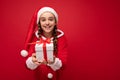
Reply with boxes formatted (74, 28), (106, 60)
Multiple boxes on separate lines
(39, 12), (56, 34)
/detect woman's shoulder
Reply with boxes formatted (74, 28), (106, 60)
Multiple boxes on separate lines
(57, 29), (67, 42)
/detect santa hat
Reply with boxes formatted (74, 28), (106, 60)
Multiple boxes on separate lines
(20, 7), (58, 57)
(37, 7), (58, 24)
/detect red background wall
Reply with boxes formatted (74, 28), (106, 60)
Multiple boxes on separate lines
(0, 0), (120, 80)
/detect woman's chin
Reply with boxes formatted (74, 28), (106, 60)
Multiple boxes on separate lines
(44, 29), (52, 34)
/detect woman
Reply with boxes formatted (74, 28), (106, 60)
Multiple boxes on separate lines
(21, 7), (68, 80)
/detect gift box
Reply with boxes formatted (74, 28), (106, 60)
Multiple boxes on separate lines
(46, 43), (54, 62)
(35, 42), (54, 62)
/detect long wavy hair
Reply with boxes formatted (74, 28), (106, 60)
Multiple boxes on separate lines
(37, 22), (58, 54)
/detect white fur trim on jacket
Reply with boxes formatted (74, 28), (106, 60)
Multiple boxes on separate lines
(35, 29), (64, 39)
(47, 58), (62, 71)
(48, 73), (53, 79)
(57, 29), (64, 38)
(26, 57), (39, 70)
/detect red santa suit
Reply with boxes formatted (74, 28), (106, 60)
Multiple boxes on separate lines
(20, 7), (68, 80)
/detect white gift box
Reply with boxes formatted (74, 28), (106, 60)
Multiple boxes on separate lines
(35, 42), (54, 62)
(46, 43), (54, 62)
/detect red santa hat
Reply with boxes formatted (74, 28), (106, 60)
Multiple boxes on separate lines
(37, 7), (58, 24)
(20, 7), (58, 57)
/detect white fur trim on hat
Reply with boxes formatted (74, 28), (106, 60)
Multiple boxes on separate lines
(37, 7), (58, 24)
(20, 50), (28, 57)
(48, 73), (53, 79)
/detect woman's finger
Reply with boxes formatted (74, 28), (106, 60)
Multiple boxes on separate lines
(34, 62), (40, 65)
(32, 53), (36, 57)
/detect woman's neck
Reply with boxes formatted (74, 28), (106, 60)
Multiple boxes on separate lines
(43, 32), (52, 38)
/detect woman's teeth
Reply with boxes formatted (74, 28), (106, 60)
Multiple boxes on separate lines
(45, 26), (51, 29)
(46, 26), (50, 28)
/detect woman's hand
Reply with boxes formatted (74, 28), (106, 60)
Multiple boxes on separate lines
(32, 53), (47, 65)
(32, 53), (56, 65)
(32, 53), (41, 65)
(47, 56), (56, 64)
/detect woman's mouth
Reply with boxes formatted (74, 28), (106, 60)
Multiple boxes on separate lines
(44, 26), (51, 29)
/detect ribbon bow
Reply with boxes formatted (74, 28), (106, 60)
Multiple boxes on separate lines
(38, 38), (51, 46)
(28, 38), (51, 45)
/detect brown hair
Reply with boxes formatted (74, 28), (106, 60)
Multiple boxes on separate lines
(38, 22), (58, 54)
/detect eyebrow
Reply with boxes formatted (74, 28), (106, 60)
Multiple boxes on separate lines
(40, 16), (54, 19)
(40, 17), (45, 19)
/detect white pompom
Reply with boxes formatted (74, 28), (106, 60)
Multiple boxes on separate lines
(48, 73), (53, 79)
(20, 50), (28, 57)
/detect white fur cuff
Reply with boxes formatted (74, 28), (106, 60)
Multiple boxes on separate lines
(26, 57), (38, 70)
(47, 58), (62, 71)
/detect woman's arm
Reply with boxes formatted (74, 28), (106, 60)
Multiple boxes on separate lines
(48, 35), (68, 71)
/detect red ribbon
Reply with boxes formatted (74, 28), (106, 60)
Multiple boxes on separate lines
(28, 38), (51, 61)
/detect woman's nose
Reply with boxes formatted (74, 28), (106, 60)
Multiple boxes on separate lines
(45, 20), (49, 25)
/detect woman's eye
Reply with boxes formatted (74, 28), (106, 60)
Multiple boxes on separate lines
(49, 19), (53, 21)
(49, 17), (55, 21)
(41, 19), (45, 22)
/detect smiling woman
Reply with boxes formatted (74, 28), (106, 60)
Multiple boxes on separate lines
(20, 7), (68, 80)
(39, 12), (56, 38)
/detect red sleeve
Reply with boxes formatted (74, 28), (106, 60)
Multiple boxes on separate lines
(26, 37), (37, 58)
(57, 35), (68, 68)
